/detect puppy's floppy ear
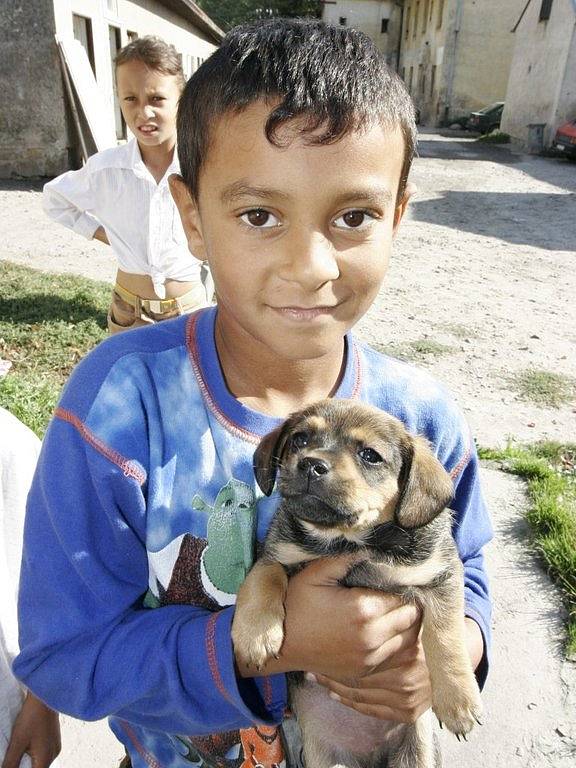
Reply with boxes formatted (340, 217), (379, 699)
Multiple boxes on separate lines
(253, 422), (292, 496)
(396, 436), (454, 528)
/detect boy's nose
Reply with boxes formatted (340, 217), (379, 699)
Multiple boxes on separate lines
(142, 105), (155, 119)
(280, 231), (340, 288)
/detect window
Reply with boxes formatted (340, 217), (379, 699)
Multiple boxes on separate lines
(72, 14), (96, 76)
(106, 0), (118, 15)
(414, 2), (419, 37)
(539, 0), (553, 21)
(423, 0), (429, 33)
(408, 66), (414, 93)
(127, 30), (138, 42)
(405, 7), (411, 40)
(339, 17), (347, 26)
(430, 65), (436, 96)
(429, 0), (434, 22)
(381, 18), (389, 34)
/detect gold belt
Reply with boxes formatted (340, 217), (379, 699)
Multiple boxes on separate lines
(114, 283), (202, 315)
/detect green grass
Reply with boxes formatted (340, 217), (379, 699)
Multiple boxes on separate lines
(510, 368), (575, 408)
(0, 261), (109, 435)
(479, 441), (576, 657)
(371, 338), (454, 362)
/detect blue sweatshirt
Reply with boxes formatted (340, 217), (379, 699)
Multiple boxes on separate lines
(14, 307), (492, 768)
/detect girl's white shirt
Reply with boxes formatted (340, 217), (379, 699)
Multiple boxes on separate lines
(43, 139), (201, 299)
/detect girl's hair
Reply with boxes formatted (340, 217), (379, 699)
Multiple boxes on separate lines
(178, 18), (417, 202)
(115, 35), (186, 90)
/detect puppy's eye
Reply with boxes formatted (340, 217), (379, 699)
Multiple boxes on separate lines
(358, 447), (383, 464)
(291, 432), (309, 450)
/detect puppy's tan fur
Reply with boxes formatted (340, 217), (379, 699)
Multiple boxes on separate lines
(232, 400), (482, 768)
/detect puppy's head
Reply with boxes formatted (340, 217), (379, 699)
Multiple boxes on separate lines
(254, 400), (453, 533)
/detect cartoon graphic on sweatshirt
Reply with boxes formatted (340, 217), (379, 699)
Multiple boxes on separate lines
(145, 479), (257, 611)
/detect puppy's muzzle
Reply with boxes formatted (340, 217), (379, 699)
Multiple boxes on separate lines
(298, 456), (330, 479)
(283, 455), (356, 527)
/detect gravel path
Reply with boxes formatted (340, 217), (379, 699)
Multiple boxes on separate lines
(1, 130), (575, 766)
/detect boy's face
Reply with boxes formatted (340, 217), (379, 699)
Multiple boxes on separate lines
(172, 101), (409, 363)
(116, 60), (181, 149)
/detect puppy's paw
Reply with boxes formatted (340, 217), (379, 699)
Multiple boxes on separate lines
(432, 673), (483, 737)
(232, 607), (285, 670)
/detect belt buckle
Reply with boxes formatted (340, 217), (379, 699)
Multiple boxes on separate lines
(146, 299), (163, 314)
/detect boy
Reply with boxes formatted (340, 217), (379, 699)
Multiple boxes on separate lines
(43, 36), (211, 333)
(15, 19), (492, 768)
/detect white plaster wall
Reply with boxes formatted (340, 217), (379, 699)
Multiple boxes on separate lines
(501, 0), (576, 146)
(452, 0), (525, 114)
(400, 0), (525, 125)
(322, 0), (395, 53)
(399, 0), (454, 123)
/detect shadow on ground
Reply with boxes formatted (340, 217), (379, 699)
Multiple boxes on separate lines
(417, 132), (576, 193)
(0, 178), (47, 192)
(410, 190), (576, 250)
(0, 294), (107, 326)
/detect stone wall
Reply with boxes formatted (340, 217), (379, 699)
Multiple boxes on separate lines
(0, 1), (69, 178)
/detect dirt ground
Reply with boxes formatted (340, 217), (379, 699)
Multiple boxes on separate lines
(1, 131), (575, 766)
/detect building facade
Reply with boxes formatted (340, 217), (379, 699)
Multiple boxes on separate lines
(0, 0), (222, 178)
(321, 0), (404, 68)
(398, 0), (525, 125)
(501, 0), (576, 151)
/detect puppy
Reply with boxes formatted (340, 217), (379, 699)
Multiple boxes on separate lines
(232, 399), (482, 768)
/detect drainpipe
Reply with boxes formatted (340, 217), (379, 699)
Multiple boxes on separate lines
(395, 1), (405, 73)
(443, 0), (464, 122)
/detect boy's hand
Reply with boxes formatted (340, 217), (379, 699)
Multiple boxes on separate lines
(238, 556), (421, 682)
(2, 692), (61, 768)
(310, 636), (432, 724)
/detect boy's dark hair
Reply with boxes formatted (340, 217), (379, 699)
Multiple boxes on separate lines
(178, 18), (417, 202)
(115, 35), (186, 90)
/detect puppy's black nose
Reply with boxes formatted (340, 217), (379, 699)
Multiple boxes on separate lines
(298, 456), (330, 477)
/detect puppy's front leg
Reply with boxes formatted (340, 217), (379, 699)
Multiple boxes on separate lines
(421, 569), (482, 737)
(232, 560), (288, 671)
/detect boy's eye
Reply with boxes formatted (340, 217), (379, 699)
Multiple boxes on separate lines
(152, 96), (166, 102)
(239, 209), (280, 229)
(333, 210), (375, 230)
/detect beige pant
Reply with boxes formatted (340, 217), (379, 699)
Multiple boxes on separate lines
(107, 285), (208, 335)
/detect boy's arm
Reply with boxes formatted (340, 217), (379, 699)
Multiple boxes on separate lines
(449, 443), (493, 688)
(43, 166), (102, 240)
(13, 412), (286, 735)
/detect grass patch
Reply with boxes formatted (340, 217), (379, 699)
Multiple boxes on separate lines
(371, 338), (454, 363)
(477, 131), (511, 144)
(510, 368), (575, 408)
(479, 441), (576, 657)
(0, 261), (109, 435)
(441, 323), (478, 340)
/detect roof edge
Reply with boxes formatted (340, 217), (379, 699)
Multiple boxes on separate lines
(160, 0), (225, 44)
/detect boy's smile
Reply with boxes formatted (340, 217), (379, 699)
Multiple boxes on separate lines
(172, 101), (409, 409)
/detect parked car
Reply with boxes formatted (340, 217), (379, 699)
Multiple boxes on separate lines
(553, 118), (576, 159)
(467, 102), (505, 134)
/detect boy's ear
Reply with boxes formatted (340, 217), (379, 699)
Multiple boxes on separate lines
(168, 174), (206, 261)
(393, 180), (417, 235)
